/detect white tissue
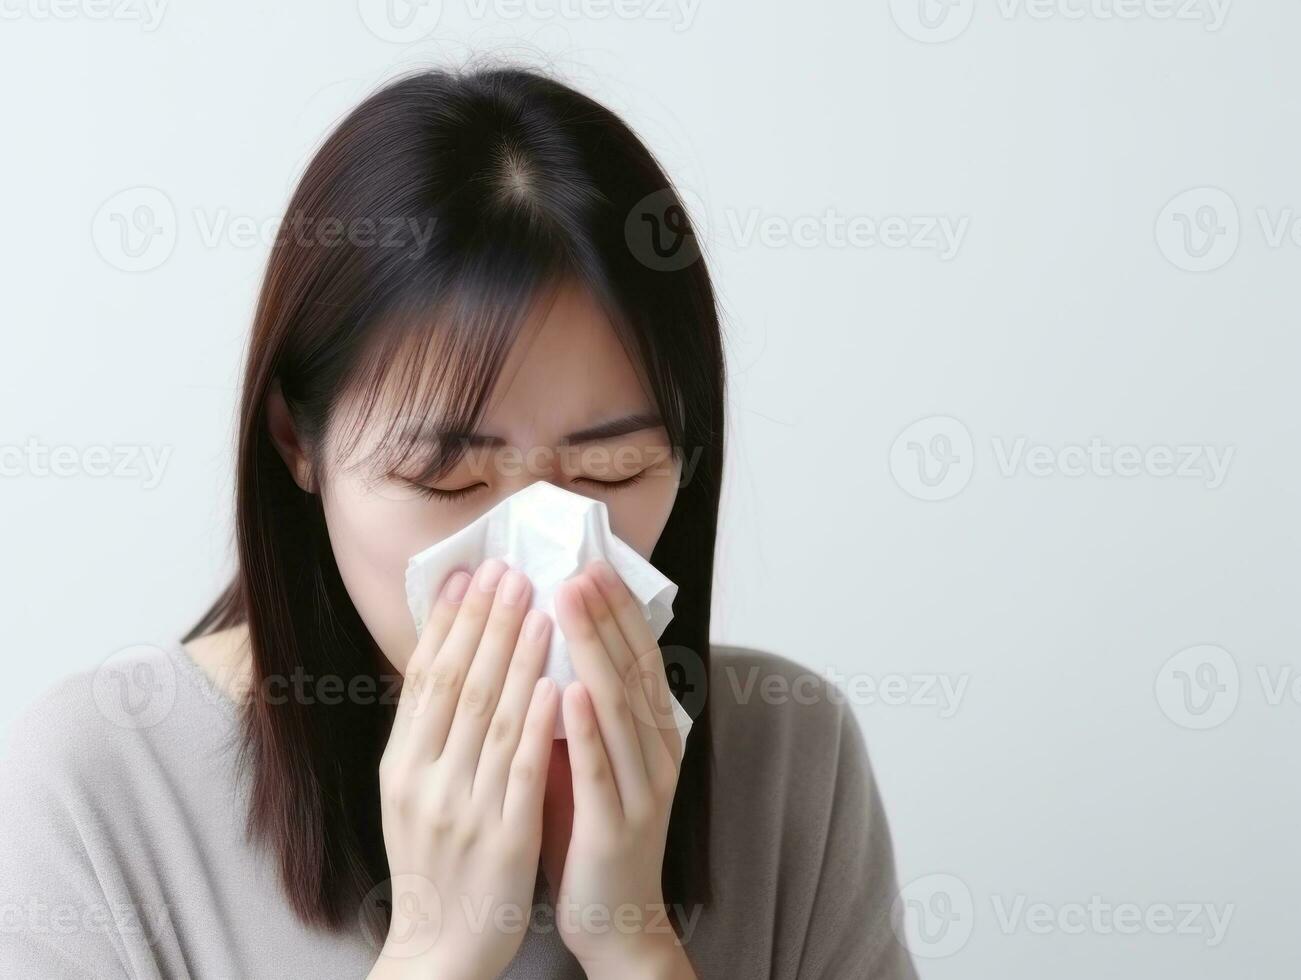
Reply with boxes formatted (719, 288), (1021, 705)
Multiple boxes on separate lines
(404, 480), (694, 742)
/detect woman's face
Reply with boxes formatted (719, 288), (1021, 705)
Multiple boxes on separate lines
(273, 282), (682, 673)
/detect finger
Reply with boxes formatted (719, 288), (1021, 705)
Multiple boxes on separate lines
(574, 574), (663, 782)
(556, 580), (651, 815)
(389, 567), (472, 748)
(561, 681), (622, 822)
(471, 607), (553, 804)
(441, 567), (534, 773)
(407, 558), (509, 759)
(587, 559), (683, 769)
(502, 677), (559, 825)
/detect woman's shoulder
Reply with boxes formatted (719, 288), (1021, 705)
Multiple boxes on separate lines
(2, 639), (228, 795)
(705, 643), (882, 806)
(708, 642), (866, 748)
(699, 645), (914, 977)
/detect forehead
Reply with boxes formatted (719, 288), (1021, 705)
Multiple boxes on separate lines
(478, 282), (654, 438)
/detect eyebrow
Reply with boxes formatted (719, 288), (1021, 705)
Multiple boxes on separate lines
(414, 411), (666, 449)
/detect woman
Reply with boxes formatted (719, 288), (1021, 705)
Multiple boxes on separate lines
(0, 66), (917, 979)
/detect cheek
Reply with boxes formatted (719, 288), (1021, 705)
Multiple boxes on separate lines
(320, 478), (462, 672)
(605, 469), (679, 559)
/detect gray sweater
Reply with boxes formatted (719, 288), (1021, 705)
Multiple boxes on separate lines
(0, 639), (917, 980)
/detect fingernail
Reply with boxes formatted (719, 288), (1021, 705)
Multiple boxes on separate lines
(500, 569), (528, 605)
(443, 571), (471, 603)
(524, 608), (551, 641)
(477, 559), (508, 592)
(534, 677), (555, 701)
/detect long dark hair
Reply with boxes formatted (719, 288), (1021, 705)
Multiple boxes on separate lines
(184, 64), (725, 934)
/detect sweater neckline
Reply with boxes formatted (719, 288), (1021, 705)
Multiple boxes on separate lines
(163, 635), (241, 722)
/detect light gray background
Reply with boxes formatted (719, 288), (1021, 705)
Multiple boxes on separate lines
(2, 1), (1297, 977)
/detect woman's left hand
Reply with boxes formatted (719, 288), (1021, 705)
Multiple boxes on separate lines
(540, 558), (697, 980)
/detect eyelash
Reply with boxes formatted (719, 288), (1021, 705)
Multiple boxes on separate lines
(405, 470), (647, 501)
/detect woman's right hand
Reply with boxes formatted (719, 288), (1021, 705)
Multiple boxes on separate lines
(369, 558), (558, 980)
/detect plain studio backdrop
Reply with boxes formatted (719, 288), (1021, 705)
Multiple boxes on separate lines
(1, 1), (1297, 977)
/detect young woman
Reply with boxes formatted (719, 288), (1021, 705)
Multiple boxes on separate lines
(0, 67), (917, 979)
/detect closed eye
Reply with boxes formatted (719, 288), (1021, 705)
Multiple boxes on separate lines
(402, 469), (648, 502)
(573, 470), (648, 492)
(403, 480), (485, 502)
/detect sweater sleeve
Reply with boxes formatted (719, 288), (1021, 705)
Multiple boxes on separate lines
(792, 699), (917, 980)
(0, 691), (135, 979)
(699, 646), (918, 980)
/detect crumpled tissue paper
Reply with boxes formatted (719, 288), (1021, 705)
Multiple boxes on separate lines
(404, 480), (693, 741)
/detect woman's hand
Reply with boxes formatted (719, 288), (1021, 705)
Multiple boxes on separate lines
(542, 558), (698, 980)
(370, 558), (558, 980)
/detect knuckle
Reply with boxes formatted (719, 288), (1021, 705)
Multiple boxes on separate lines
(509, 758), (536, 784)
(423, 799), (456, 836)
(458, 682), (495, 717)
(587, 598), (613, 627)
(488, 713), (516, 745)
(429, 664), (462, 695)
